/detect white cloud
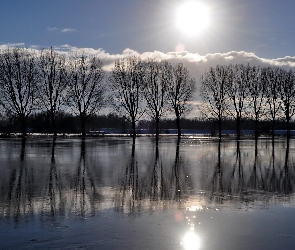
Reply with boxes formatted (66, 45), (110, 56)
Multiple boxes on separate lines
(52, 45), (127, 71)
(2, 43), (295, 78)
(61, 28), (76, 33)
(47, 27), (57, 31)
(45, 45), (295, 92)
(46, 27), (77, 33)
(0, 43), (25, 49)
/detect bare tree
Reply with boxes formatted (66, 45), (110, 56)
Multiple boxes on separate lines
(66, 53), (106, 137)
(167, 62), (196, 137)
(200, 65), (228, 138)
(0, 48), (38, 136)
(263, 67), (283, 139)
(277, 69), (295, 138)
(246, 65), (267, 139)
(108, 56), (144, 138)
(142, 60), (169, 138)
(38, 47), (68, 136)
(225, 64), (250, 139)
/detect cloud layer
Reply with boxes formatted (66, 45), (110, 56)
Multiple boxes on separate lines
(3, 43), (295, 76)
(47, 27), (77, 33)
(50, 45), (295, 80)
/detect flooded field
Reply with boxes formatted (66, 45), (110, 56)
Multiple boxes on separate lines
(1, 136), (295, 249)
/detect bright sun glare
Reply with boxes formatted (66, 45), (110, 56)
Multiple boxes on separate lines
(182, 231), (201, 250)
(176, 2), (209, 36)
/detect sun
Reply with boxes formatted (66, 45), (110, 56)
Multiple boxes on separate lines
(176, 2), (210, 36)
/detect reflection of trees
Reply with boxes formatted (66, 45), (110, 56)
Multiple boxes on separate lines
(149, 138), (164, 201)
(3, 137), (295, 221)
(115, 138), (191, 214)
(278, 139), (295, 195)
(205, 139), (295, 205)
(70, 139), (102, 217)
(210, 140), (224, 202)
(115, 139), (140, 214)
(171, 138), (182, 201)
(3, 138), (35, 221)
(248, 140), (293, 195)
(20, 137), (26, 161)
(257, 140), (295, 195)
(148, 138), (190, 207)
(41, 137), (65, 217)
(0, 138), (106, 221)
(248, 140), (259, 190)
(267, 142), (279, 192)
(227, 140), (245, 197)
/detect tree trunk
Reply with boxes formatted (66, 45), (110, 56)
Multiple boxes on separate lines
(155, 116), (160, 139)
(132, 136), (136, 154)
(176, 115), (181, 138)
(254, 117), (259, 141)
(20, 114), (27, 137)
(51, 113), (57, 137)
(236, 116), (241, 140)
(80, 116), (86, 137)
(286, 116), (291, 139)
(271, 118), (275, 141)
(218, 117), (222, 139)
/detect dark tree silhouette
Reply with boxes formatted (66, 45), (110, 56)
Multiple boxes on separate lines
(0, 48), (38, 136)
(142, 60), (169, 138)
(264, 67), (283, 139)
(108, 56), (145, 137)
(66, 53), (106, 137)
(38, 47), (68, 136)
(167, 62), (196, 137)
(200, 65), (228, 138)
(225, 64), (250, 139)
(278, 69), (295, 138)
(247, 65), (267, 140)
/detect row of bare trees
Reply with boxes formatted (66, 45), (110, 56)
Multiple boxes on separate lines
(2, 48), (295, 139)
(0, 48), (196, 138)
(109, 56), (196, 138)
(200, 64), (295, 139)
(0, 48), (106, 137)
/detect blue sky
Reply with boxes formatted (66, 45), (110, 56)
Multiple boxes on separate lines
(1, 0), (295, 59)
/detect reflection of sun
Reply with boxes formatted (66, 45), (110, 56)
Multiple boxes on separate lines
(180, 205), (202, 249)
(182, 231), (201, 250)
(176, 2), (209, 36)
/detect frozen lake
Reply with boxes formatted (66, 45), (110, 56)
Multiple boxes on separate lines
(1, 136), (295, 249)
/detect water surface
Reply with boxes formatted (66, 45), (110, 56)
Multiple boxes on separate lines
(1, 137), (295, 249)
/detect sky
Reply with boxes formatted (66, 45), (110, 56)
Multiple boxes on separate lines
(1, 0), (295, 58)
(1, 0), (295, 108)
